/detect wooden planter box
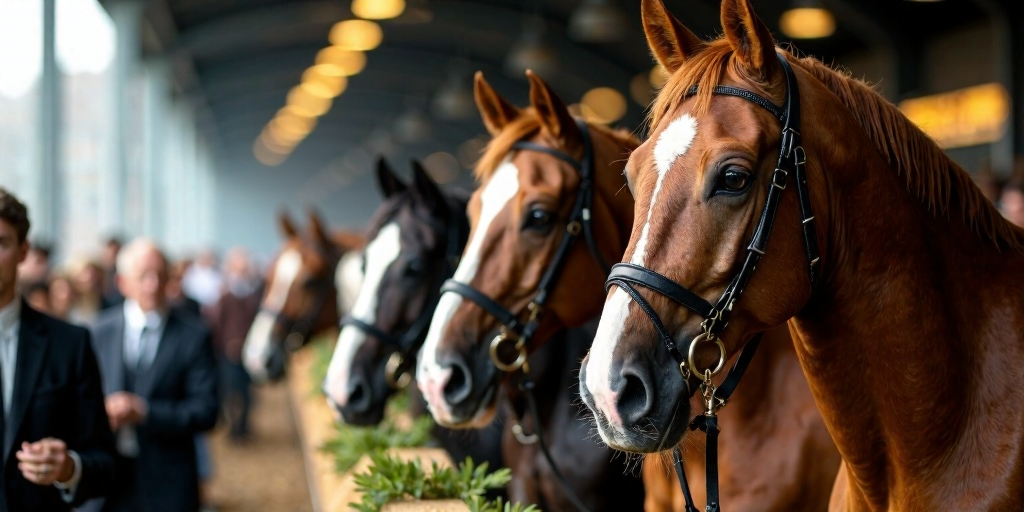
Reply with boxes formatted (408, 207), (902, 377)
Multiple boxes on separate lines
(288, 345), (467, 512)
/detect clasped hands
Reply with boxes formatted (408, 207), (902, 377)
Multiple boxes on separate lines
(16, 438), (74, 486)
(106, 391), (148, 430)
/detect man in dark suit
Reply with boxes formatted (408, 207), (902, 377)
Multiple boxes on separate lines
(89, 238), (218, 512)
(0, 188), (116, 511)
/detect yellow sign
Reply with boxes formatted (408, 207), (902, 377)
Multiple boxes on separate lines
(899, 83), (1010, 149)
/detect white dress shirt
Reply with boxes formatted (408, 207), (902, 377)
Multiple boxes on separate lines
(117, 301), (166, 458)
(0, 299), (81, 502)
(122, 300), (166, 372)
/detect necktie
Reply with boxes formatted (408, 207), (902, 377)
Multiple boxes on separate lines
(137, 325), (152, 372)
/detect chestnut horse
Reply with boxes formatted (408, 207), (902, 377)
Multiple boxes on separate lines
(243, 209), (365, 382)
(415, 72), (647, 511)
(580, 0), (1024, 510)
(416, 68), (837, 510)
(322, 158), (507, 499)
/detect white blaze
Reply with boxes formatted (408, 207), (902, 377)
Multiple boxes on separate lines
(586, 114), (698, 420)
(335, 250), (365, 317)
(243, 249), (303, 380)
(417, 157), (521, 412)
(325, 223), (402, 405)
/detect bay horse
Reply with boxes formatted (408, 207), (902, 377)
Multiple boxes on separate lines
(416, 67), (838, 510)
(579, 0), (1024, 510)
(415, 70), (649, 512)
(243, 209), (365, 382)
(322, 157), (506, 498)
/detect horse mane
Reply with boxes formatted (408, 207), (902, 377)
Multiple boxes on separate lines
(330, 230), (366, 252)
(475, 107), (640, 181)
(650, 41), (1024, 252)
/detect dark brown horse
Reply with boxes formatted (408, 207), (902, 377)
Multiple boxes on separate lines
(579, 0), (1024, 510)
(243, 209), (365, 382)
(415, 71), (651, 512)
(321, 158), (506, 499)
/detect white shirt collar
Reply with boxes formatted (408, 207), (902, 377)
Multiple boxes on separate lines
(0, 299), (20, 333)
(123, 300), (165, 332)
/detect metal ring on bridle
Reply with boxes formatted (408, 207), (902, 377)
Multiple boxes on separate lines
(687, 332), (727, 380)
(566, 220), (582, 236)
(285, 332), (305, 352)
(489, 329), (527, 372)
(384, 351), (411, 390)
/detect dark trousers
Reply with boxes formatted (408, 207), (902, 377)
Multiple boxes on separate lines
(219, 360), (251, 440)
(88, 457), (144, 512)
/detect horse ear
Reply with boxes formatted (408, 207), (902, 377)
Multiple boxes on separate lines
(526, 70), (582, 151)
(474, 71), (520, 135)
(641, 0), (706, 74)
(411, 160), (449, 220)
(375, 156), (408, 198)
(306, 208), (332, 249)
(278, 209), (298, 239)
(720, 0), (779, 80)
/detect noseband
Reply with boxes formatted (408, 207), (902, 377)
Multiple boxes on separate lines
(605, 54), (820, 512)
(439, 118), (608, 373)
(339, 207), (468, 390)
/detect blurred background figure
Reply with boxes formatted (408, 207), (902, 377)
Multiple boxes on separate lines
(183, 249), (223, 308)
(101, 236), (125, 307)
(23, 279), (51, 314)
(49, 273), (76, 322)
(1000, 181), (1024, 228)
(17, 239), (52, 291)
(66, 257), (115, 325)
(204, 247), (263, 445)
(168, 259), (201, 318)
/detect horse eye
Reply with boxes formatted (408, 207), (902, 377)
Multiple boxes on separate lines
(404, 258), (425, 278)
(718, 167), (752, 194)
(524, 207), (554, 231)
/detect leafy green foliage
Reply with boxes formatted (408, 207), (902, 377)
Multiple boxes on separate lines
(350, 454), (538, 512)
(308, 334), (337, 397)
(320, 413), (435, 473)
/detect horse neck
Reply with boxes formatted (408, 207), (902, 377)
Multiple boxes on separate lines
(793, 118), (1024, 508)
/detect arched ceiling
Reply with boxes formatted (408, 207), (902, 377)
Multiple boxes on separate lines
(108, 0), (996, 182)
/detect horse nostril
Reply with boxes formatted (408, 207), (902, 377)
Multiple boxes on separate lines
(443, 359), (473, 406)
(616, 368), (654, 427)
(345, 375), (371, 414)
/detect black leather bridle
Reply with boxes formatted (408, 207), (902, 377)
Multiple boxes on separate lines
(438, 118), (608, 512)
(439, 118), (608, 373)
(605, 54), (820, 512)
(339, 206), (469, 390)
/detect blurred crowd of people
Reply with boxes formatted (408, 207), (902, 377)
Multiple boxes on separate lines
(12, 218), (267, 512)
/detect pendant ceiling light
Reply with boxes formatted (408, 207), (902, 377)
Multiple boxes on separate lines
(569, 0), (627, 43)
(779, 0), (836, 39)
(432, 61), (475, 121)
(351, 0), (405, 20)
(394, 102), (432, 144)
(504, 15), (558, 78)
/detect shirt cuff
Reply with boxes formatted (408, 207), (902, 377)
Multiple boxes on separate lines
(53, 450), (82, 503)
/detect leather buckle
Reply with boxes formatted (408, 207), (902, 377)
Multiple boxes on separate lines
(771, 168), (788, 190)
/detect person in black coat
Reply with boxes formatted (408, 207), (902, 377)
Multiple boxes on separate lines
(87, 238), (218, 512)
(0, 188), (116, 511)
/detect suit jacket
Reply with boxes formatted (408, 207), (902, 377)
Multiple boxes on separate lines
(90, 306), (218, 512)
(0, 302), (116, 511)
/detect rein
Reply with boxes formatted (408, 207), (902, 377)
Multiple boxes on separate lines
(605, 54), (819, 512)
(438, 118), (606, 512)
(339, 205), (469, 390)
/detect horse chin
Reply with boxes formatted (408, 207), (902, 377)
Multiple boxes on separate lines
(339, 403), (387, 427)
(434, 380), (498, 429)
